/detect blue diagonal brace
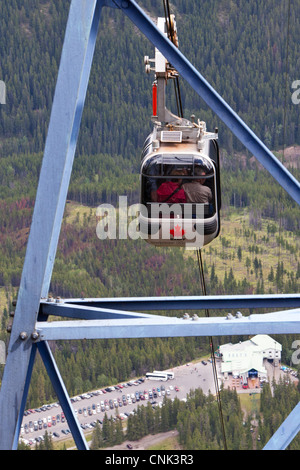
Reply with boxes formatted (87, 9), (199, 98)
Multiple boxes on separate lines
(264, 402), (300, 450)
(53, 293), (300, 313)
(112, 0), (300, 205)
(0, 0), (103, 450)
(41, 301), (162, 320)
(12, 345), (37, 450)
(37, 342), (89, 450)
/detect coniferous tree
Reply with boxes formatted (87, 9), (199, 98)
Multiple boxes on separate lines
(90, 422), (103, 450)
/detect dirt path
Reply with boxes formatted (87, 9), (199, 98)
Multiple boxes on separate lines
(104, 430), (180, 451)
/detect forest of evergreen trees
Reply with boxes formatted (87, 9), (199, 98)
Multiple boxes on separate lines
(0, 0), (300, 159)
(0, 0), (300, 451)
(88, 380), (300, 451)
(89, 388), (250, 451)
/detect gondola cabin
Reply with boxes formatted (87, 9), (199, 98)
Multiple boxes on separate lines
(139, 119), (221, 248)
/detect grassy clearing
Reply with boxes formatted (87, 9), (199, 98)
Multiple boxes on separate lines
(52, 431), (93, 450)
(200, 208), (299, 292)
(146, 434), (182, 451)
(63, 201), (94, 225)
(64, 202), (300, 293)
(239, 392), (261, 417)
(0, 287), (8, 313)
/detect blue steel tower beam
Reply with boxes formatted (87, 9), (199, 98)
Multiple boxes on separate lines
(35, 308), (300, 341)
(264, 403), (300, 450)
(37, 341), (88, 450)
(0, 0), (104, 450)
(113, 0), (300, 205)
(41, 293), (300, 316)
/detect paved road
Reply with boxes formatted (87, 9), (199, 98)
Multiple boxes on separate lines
(20, 359), (216, 446)
(105, 430), (180, 451)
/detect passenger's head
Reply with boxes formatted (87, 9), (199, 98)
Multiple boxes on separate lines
(194, 167), (206, 184)
(170, 169), (185, 183)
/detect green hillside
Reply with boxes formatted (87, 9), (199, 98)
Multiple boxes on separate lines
(0, 0), (299, 450)
(0, 0), (300, 160)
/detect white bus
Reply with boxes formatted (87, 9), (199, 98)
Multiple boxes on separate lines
(153, 370), (174, 380)
(146, 372), (168, 381)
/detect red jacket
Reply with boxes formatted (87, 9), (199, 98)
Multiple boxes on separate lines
(157, 181), (186, 203)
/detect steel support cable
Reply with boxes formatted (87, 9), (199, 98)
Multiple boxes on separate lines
(163, 0), (183, 117)
(196, 249), (228, 450)
(175, 76), (183, 118)
(163, 0), (225, 447)
(163, 0), (226, 447)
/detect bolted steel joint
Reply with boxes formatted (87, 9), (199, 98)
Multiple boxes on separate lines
(19, 331), (28, 341)
(31, 331), (40, 342)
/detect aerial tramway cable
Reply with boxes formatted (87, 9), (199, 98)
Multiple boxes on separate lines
(163, 0), (183, 118)
(197, 249), (228, 450)
(162, 0), (227, 447)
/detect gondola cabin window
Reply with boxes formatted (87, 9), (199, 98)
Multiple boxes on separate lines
(140, 149), (220, 248)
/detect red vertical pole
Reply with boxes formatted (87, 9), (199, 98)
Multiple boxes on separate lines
(152, 81), (157, 116)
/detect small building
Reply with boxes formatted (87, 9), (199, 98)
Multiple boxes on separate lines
(219, 334), (282, 383)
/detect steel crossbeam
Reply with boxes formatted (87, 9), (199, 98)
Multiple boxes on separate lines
(0, 0), (299, 451)
(40, 293), (300, 317)
(35, 308), (300, 341)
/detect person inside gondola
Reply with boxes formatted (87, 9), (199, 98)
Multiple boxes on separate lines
(157, 169), (186, 203)
(183, 167), (212, 203)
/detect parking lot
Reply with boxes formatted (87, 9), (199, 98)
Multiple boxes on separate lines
(20, 359), (216, 446)
(20, 355), (299, 447)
